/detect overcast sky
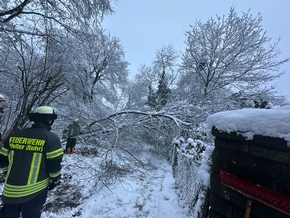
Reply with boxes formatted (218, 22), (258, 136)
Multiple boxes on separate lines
(103, 0), (290, 99)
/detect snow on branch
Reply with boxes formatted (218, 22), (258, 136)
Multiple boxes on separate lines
(86, 110), (192, 130)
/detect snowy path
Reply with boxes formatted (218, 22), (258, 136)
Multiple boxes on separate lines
(42, 153), (188, 218)
(79, 156), (187, 218)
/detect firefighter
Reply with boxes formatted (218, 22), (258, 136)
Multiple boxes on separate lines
(0, 106), (63, 218)
(63, 119), (81, 153)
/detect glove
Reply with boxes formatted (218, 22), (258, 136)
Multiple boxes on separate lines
(47, 180), (60, 191)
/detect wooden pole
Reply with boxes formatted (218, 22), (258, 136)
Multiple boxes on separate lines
(244, 198), (252, 218)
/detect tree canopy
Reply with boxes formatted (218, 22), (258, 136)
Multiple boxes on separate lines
(179, 8), (288, 107)
(0, 5), (288, 150)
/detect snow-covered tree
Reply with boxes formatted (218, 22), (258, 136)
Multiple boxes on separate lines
(0, 1), (128, 134)
(130, 46), (178, 110)
(179, 7), (289, 107)
(155, 70), (172, 108)
(58, 29), (129, 104)
(147, 84), (157, 108)
(0, 31), (67, 134)
(126, 65), (157, 110)
(0, 0), (113, 35)
(153, 45), (179, 81)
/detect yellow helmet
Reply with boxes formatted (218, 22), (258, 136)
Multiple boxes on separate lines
(28, 106), (57, 122)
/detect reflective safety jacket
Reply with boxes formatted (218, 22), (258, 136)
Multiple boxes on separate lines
(0, 123), (63, 204)
(63, 122), (81, 139)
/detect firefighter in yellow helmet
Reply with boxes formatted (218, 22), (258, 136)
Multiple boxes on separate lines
(0, 106), (63, 218)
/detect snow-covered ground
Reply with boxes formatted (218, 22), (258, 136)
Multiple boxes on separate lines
(42, 148), (189, 218)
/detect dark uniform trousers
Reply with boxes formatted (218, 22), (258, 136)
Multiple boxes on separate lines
(0, 190), (47, 218)
(65, 138), (77, 153)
